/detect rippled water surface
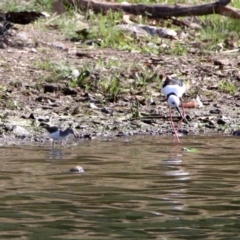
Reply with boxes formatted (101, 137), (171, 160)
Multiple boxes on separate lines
(1, 135), (240, 239)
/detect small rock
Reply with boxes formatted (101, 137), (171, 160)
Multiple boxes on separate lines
(84, 39), (101, 46)
(35, 96), (44, 102)
(13, 126), (30, 137)
(189, 22), (202, 30)
(84, 93), (98, 102)
(89, 103), (99, 109)
(142, 119), (155, 125)
(202, 101), (211, 105)
(75, 125), (88, 129)
(217, 118), (226, 125)
(233, 130), (240, 136)
(190, 122), (199, 129)
(48, 41), (67, 50)
(16, 32), (29, 41)
(83, 134), (92, 139)
(62, 87), (78, 96)
(178, 129), (189, 135)
(217, 115), (230, 125)
(116, 131), (127, 137)
(205, 121), (217, 129)
(210, 109), (222, 114)
(68, 166), (84, 173)
(214, 59), (230, 66)
(72, 69), (80, 78)
(28, 113), (36, 119)
(44, 84), (59, 93)
(38, 115), (50, 122)
(213, 103), (222, 108)
(101, 107), (113, 114)
(4, 124), (14, 131)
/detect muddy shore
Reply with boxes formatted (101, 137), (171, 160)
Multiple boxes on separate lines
(0, 25), (240, 145)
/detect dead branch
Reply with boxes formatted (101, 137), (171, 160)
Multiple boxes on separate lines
(64, 0), (240, 19)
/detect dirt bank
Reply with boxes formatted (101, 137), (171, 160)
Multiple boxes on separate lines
(0, 23), (239, 145)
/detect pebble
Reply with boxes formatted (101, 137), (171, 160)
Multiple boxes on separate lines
(69, 166), (84, 173)
(232, 130), (240, 136)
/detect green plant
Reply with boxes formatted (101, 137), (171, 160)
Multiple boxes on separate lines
(69, 70), (91, 90)
(131, 99), (140, 119)
(100, 76), (121, 101)
(218, 80), (236, 94)
(34, 60), (71, 82)
(0, 0), (54, 11)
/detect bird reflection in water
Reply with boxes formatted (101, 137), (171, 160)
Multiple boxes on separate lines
(163, 144), (190, 179)
(47, 147), (65, 160)
(161, 144), (191, 211)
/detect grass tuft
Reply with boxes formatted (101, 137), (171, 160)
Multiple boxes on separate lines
(218, 80), (236, 94)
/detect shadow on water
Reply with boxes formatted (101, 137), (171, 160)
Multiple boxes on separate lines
(0, 135), (240, 239)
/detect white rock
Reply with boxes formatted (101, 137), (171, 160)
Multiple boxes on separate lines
(72, 69), (80, 78)
(13, 126), (30, 137)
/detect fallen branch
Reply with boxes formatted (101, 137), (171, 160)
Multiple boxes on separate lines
(64, 0), (240, 19)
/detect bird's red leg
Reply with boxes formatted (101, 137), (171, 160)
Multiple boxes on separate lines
(180, 98), (186, 120)
(177, 98), (185, 131)
(169, 107), (180, 143)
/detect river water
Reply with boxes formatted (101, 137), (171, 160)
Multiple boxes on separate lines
(0, 135), (240, 239)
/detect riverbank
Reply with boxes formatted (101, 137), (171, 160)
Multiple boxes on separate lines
(0, 2), (240, 145)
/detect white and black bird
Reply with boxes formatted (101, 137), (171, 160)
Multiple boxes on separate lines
(44, 126), (77, 145)
(162, 76), (186, 142)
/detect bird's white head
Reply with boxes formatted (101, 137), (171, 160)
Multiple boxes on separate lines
(167, 94), (180, 108)
(167, 94), (183, 118)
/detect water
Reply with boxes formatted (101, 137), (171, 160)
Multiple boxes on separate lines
(0, 135), (240, 239)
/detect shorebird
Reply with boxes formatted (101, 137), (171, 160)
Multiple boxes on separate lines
(162, 76), (186, 143)
(44, 126), (77, 145)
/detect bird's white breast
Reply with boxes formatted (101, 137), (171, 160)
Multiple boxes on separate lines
(162, 84), (185, 98)
(48, 131), (64, 140)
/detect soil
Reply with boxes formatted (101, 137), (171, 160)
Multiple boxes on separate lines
(1, 23), (240, 145)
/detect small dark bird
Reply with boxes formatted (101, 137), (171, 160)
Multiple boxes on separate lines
(162, 76), (186, 143)
(44, 126), (77, 145)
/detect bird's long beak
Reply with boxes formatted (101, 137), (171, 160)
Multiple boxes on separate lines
(176, 106), (190, 126)
(70, 130), (78, 138)
(73, 133), (78, 138)
(176, 106), (183, 118)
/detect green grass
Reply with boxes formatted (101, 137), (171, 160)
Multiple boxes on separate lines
(33, 56), (159, 101)
(0, 0), (54, 11)
(217, 80), (236, 94)
(2, 0), (240, 99)
(2, 0), (240, 54)
(34, 60), (71, 82)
